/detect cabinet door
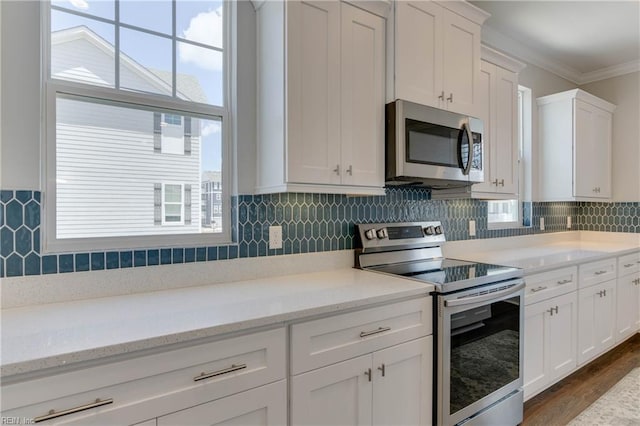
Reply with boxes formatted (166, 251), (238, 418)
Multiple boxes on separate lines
(441, 8), (481, 116)
(578, 280), (616, 365)
(157, 380), (286, 426)
(493, 66), (519, 195)
(372, 336), (432, 426)
(340, 2), (385, 188)
(523, 299), (548, 399)
(616, 271), (640, 342)
(545, 292), (578, 383)
(394, 1), (443, 108)
(574, 100), (612, 199)
(291, 355), (373, 426)
(472, 60), (495, 193)
(287, 0), (341, 185)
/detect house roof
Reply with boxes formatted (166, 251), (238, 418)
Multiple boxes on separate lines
(51, 26), (208, 103)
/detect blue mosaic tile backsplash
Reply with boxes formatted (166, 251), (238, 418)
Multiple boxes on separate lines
(1, 189), (638, 278)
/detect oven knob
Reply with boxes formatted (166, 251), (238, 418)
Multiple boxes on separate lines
(424, 226), (435, 236)
(376, 228), (388, 239)
(435, 225), (443, 235)
(364, 229), (376, 240)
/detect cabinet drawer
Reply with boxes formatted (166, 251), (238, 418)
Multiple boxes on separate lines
(2, 328), (286, 425)
(291, 297), (431, 375)
(579, 258), (617, 288)
(618, 252), (640, 277)
(524, 266), (578, 305)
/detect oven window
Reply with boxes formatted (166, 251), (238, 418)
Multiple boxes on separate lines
(449, 296), (521, 415)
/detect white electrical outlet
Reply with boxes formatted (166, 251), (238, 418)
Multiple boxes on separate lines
(540, 217), (545, 231)
(567, 216), (572, 229)
(469, 220), (476, 237)
(269, 226), (283, 249)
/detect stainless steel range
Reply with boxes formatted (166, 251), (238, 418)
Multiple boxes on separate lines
(355, 221), (525, 426)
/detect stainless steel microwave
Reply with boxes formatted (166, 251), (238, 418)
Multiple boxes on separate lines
(386, 100), (484, 189)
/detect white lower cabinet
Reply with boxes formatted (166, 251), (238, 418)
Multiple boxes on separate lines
(523, 291), (578, 400)
(156, 380), (286, 426)
(2, 328), (286, 425)
(291, 336), (432, 426)
(577, 280), (617, 366)
(616, 270), (640, 342)
(616, 252), (640, 342)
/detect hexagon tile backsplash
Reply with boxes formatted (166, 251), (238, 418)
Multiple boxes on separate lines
(0, 189), (638, 278)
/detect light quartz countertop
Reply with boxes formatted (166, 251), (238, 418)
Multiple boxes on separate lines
(444, 231), (640, 274)
(0, 268), (432, 379)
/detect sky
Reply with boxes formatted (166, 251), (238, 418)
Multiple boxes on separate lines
(51, 0), (224, 172)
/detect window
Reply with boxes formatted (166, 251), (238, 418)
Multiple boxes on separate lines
(44, 0), (232, 251)
(162, 183), (184, 225)
(487, 85), (532, 229)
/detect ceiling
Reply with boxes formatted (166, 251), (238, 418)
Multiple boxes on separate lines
(469, 1), (640, 84)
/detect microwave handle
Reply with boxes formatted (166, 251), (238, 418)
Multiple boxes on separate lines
(461, 120), (473, 176)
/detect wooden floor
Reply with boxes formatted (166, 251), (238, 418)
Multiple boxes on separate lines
(523, 333), (640, 426)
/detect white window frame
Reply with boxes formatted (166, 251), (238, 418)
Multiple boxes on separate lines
(41, 1), (235, 253)
(487, 85), (532, 230)
(162, 183), (184, 226)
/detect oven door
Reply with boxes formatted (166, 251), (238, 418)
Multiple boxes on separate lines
(437, 280), (525, 426)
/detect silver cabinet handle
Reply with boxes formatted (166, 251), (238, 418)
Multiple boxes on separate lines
(530, 286), (548, 293)
(492, 179), (499, 186)
(557, 279), (572, 285)
(365, 368), (372, 382)
(594, 270), (608, 275)
(597, 289), (608, 297)
(447, 93), (453, 103)
(624, 263), (634, 268)
(438, 91), (445, 101)
(359, 326), (391, 338)
(346, 165), (353, 176)
(333, 165), (340, 175)
(34, 398), (114, 423)
(378, 363), (386, 377)
(499, 179), (505, 187)
(547, 306), (558, 316)
(194, 363), (247, 382)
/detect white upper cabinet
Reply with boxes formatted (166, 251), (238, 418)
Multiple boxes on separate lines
(537, 89), (616, 201)
(471, 46), (525, 198)
(391, 1), (488, 117)
(256, 0), (386, 195)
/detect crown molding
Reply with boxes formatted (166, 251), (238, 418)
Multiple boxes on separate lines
(481, 45), (526, 74)
(579, 60), (640, 85)
(481, 25), (639, 85)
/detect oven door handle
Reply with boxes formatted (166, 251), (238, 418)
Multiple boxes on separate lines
(444, 282), (525, 307)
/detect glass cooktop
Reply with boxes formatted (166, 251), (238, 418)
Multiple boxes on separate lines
(366, 258), (522, 293)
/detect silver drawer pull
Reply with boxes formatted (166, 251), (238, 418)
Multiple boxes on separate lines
(530, 286), (548, 293)
(557, 279), (572, 285)
(34, 398), (113, 423)
(359, 326), (391, 338)
(194, 363), (247, 382)
(594, 270), (608, 275)
(624, 263), (635, 268)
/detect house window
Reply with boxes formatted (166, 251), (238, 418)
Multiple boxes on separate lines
(162, 184), (184, 224)
(44, 0), (232, 252)
(487, 85), (532, 229)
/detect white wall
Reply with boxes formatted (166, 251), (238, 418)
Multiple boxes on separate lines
(0, 1), (41, 190)
(580, 72), (640, 202)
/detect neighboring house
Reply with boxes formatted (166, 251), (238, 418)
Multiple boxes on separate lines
(201, 171), (223, 232)
(52, 26), (211, 239)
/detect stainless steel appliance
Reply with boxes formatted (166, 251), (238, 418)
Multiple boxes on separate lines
(385, 100), (484, 189)
(355, 221), (524, 426)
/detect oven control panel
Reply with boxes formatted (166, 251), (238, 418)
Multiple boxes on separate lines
(356, 221), (445, 252)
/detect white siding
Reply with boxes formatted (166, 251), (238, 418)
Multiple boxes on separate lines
(56, 98), (201, 238)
